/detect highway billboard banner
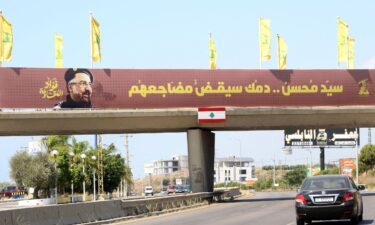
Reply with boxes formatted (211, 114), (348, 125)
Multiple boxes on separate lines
(284, 128), (359, 147)
(339, 158), (356, 177)
(0, 68), (375, 109)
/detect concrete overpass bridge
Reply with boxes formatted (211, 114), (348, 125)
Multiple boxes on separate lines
(1, 68), (375, 193)
(1, 106), (375, 135)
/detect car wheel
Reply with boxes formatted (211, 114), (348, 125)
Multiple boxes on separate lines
(359, 204), (363, 222)
(350, 215), (358, 225)
(358, 213), (363, 222)
(296, 218), (305, 225)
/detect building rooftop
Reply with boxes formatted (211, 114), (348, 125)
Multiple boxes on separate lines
(216, 157), (254, 162)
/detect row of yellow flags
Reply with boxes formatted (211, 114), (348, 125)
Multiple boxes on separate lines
(55, 15), (101, 68)
(209, 18), (288, 70)
(259, 17), (288, 70)
(0, 12), (101, 67)
(210, 17), (355, 70)
(0, 13), (354, 70)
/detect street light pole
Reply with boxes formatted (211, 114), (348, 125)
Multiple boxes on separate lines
(81, 153), (87, 201)
(356, 137), (359, 183)
(51, 149), (59, 204)
(91, 155), (97, 201)
(273, 153), (276, 187)
(69, 151), (74, 203)
(233, 138), (242, 185)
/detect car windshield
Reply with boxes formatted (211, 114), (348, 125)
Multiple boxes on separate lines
(302, 177), (349, 190)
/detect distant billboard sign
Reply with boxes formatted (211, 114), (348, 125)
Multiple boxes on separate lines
(284, 128), (359, 147)
(340, 158), (356, 177)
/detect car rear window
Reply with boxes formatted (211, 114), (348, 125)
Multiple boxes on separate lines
(302, 177), (349, 190)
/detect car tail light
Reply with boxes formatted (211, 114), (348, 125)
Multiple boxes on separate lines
(296, 194), (307, 205)
(343, 192), (354, 202)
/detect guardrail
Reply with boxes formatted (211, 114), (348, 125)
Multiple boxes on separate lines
(0, 192), (213, 225)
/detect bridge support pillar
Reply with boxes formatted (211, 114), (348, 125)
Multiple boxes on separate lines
(187, 129), (215, 193)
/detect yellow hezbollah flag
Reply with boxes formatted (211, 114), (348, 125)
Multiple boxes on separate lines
(209, 33), (217, 69)
(277, 35), (288, 70)
(55, 34), (63, 68)
(0, 14), (13, 62)
(91, 16), (101, 62)
(259, 18), (271, 61)
(338, 18), (348, 64)
(348, 37), (355, 69)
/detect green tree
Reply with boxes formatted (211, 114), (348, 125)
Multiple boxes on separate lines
(253, 178), (273, 191)
(12, 135), (129, 197)
(10, 150), (55, 199)
(42, 135), (73, 193)
(283, 166), (307, 187)
(359, 144), (375, 174)
(101, 144), (127, 193)
(317, 167), (340, 175)
(9, 150), (31, 186)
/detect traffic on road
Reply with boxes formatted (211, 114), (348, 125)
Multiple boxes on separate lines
(105, 191), (375, 225)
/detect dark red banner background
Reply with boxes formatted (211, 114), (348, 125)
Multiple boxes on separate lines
(0, 68), (374, 108)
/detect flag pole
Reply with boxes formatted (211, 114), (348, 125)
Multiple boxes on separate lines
(0, 10), (3, 67)
(347, 36), (352, 69)
(277, 34), (280, 70)
(90, 11), (100, 198)
(259, 17), (262, 69)
(337, 16), (340, 69)
(209, 32), (211, 69)
(89, 12), (93, 69)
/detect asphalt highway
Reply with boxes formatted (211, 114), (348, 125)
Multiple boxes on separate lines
(109, 191), (375, 225)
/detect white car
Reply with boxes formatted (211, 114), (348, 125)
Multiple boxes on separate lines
(144, 186), (154, 196)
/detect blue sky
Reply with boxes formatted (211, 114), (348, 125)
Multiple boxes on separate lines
(1, 0), (375, 182)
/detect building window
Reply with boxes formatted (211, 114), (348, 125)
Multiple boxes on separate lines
(240, 169), (247, 175)
(240, 177), (246, 182)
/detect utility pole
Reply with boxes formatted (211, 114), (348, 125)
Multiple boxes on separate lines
(124, 134), (132, 197)
(273, 154), (276, 187)
(97, 135), (104, 197)
(368, 128), (372, 144)
(320, 147), (325, 171)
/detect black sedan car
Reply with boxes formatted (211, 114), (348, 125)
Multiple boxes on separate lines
(295, 175), (365, 225)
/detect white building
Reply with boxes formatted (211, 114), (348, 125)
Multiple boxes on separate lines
(144, 155), (189, 175)
(214, 156), (256, 184)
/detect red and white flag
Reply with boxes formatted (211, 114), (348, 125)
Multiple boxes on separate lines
(198, 107), (226, 123)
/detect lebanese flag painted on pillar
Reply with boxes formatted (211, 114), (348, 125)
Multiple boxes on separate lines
(198, 107), (226, 123)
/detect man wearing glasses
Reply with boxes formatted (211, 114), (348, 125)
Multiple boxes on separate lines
(54, 68), (94, 109)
